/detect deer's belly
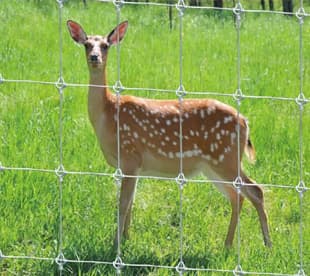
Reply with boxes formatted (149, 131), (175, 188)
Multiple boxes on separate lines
(139, 150), (205, 178)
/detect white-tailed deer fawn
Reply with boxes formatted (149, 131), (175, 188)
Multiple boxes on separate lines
(67, 20), (271, 248)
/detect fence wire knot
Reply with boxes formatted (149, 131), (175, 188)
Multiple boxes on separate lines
(233, 88), (244, 103)
(113, 0), (124, 9)
(233, 2), (244, 16)
(55, 252), (66, 271)
(176, 0), (186, 16)
(0, 250), (3, 261)
(176, 173), (187, 189)
(113, 80), (124, 95)
(233, 2), (244, 28)
(296, 181), (307, 196)
(295, 93), (307, 110)
(233, 264), (244, 276)
(296, 7), (306, 22)
(176, 260), (186, 274)
(113, 168), (124, 187)
(233, 176), (243, 193)
(297, 268), (306, 276)
(113, 256), (124, 272)
(0, 74), (4, 84)
(0, 162), (4, 172)
(176, 85), (186, 99)
(55, 165), (66, 182)
(55, 0), (64, 8)
(55, 76), (66, 90)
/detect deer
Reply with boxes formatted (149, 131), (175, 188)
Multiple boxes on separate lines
(67, 20), (272, 248)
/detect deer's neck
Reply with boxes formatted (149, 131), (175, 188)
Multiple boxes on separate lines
(88, 68), (114, 127)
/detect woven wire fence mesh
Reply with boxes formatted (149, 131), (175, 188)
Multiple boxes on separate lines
(0, 0), (309, 275)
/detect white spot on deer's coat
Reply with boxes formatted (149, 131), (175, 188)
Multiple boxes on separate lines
(210, 144), (215, 152)
(133, 132), (139, 139)
(230, 132), (237, 144)
(219, 154), (225, 162)
(166, 120), (171, 126)
(157, 148), (167, 157)
(200, 110), (205, 119)
(122, 140), (131, 146)
(202, 154), (211, 161)
(168, 152), (174, 159)
(190, 130), (195, 136)
(155, 118), (160, 124)
(160, 128), (166, 134)
(184, 150), (194, 158)
(173, 117), (178, 123)
(123, 124), (130, 131)
(224, 116), (233, 124)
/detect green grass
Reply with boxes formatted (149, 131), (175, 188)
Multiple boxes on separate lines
(0, 0), (309, 275)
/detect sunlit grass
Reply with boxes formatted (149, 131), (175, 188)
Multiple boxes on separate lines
(0, 0), (309, 275)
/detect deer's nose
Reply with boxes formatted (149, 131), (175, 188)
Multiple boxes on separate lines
(90, 54), (99, 62)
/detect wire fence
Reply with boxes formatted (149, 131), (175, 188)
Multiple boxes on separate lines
(0, 0), (309, 275)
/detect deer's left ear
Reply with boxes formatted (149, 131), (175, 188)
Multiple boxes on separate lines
(67, 20), (88, 44)
(107, 21), (128, 46)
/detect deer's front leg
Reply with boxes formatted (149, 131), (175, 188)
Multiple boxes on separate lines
(225, 190), (244, 248)
(114, 177), (137, 246)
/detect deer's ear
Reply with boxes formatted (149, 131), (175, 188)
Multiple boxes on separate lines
(67, 20), (87, 44)
(107, 21), (128, 46)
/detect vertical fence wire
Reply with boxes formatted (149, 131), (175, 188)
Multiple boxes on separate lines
(296, 1), (306, 274)
(55, 0), (66, 274)
(0, 0), (309, 275)
(233, 1), (243, 273)
(113, 1), (125, 273)
(176, 1), (186, 273)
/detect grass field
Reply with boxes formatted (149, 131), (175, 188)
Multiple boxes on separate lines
(0, 0), (309, 275)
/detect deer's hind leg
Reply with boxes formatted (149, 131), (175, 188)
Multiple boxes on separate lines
(241, 173), (272, 247)
(204, 167), (244, 248)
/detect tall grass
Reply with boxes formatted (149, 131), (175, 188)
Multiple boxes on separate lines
(0, 0), (309, 275)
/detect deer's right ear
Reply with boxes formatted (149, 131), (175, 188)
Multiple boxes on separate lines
(67, 20), (87, 44)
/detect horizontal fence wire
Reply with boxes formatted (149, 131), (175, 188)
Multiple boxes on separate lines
(0, 0), (308, 275)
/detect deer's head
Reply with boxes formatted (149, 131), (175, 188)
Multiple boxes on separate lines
(67, 20), (128, 72)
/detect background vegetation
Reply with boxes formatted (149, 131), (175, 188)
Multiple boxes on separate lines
(0, 0), (309, 275)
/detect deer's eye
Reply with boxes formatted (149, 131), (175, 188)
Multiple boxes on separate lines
(84, 42), (92, 50)
(101, 44), (108, 50)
